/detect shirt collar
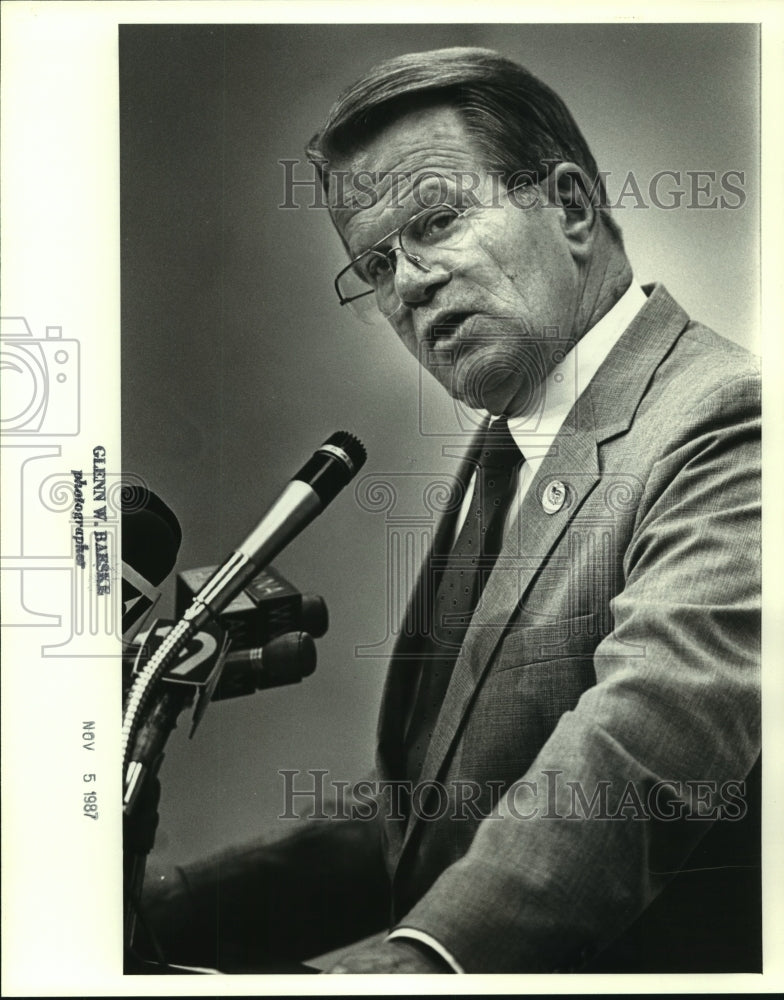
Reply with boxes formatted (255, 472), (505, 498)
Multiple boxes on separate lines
(497, 281), (647, 457)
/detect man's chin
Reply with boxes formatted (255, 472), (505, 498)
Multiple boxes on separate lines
(438, 362), (523, 417)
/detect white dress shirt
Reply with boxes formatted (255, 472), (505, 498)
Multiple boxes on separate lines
(387, 281), (647, 972)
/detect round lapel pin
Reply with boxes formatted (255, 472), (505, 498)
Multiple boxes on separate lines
(542, 480), (567, 514)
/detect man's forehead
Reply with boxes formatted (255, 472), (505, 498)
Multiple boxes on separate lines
(329, 168), (468, 223)
(326, 103), (486, 236)
(330, 168), (479, 256)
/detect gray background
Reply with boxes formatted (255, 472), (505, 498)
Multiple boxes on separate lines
(120, 23), (759, 865)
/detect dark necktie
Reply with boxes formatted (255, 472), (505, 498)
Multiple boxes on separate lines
(405, 417), (522, 782)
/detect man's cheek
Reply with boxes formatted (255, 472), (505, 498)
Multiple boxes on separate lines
(390, 323), (420, 363)
(447, 343), (523, 411)
(417, 346), (471, 401)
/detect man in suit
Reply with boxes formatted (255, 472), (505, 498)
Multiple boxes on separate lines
(140, 47), (760, 974)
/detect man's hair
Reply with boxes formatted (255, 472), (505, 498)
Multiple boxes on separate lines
(306, 46), (621, 242)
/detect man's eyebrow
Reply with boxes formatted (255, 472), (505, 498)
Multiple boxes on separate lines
(347, 217), (400, 261)
(347, 182), (463, 259)
(345, 204), (412, 259)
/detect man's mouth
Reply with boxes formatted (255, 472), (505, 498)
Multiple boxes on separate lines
(427, 312), (474, 345)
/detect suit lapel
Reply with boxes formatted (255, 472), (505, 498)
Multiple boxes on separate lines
(375, 425), (487, 855)
(394, 283), (691, 858)
(396, 393), (601, 852)
(384, 284), (692, 863)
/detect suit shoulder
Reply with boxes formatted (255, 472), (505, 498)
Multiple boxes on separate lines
(680, 319), (758, 370)
(650, 319), (760, 417)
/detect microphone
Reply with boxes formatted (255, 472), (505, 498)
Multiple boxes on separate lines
(180, 431), (366, 633)
(211, 631), (317, 701)
(176, 563), (329, 649)
(122, 431), (366, 782)
(122, 488), (182, 643)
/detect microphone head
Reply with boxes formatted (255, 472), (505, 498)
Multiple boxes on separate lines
(300, 593), (329, 639)
(294, 430), (367, 508)
(262, 630), (317, 683)
(121, 487), (182, 590)
(121, 485), (182, 643)
(320, 431), (367, 474)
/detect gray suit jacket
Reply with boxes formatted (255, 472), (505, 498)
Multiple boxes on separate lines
(140, 283), (760, 973)
(381, 282), (761, 971)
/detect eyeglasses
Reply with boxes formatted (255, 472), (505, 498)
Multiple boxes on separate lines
(334, 201), (477, 321)
(333, 182), (537, 323)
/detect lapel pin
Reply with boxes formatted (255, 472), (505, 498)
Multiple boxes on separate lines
(542, 480), (567, 514)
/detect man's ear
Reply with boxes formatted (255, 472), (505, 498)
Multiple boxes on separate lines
(547, 161), (599, 253)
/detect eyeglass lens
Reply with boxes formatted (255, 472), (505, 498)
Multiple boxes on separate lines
(338, 204), (476, 321)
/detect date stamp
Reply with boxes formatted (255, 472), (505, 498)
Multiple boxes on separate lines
(82, 721), (98, 820)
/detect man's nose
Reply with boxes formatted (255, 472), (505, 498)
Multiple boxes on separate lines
(393, 251), (452, 306)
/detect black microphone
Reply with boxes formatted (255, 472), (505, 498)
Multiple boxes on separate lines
(122, 431), (366, 780)
(122, 487), (182, 642)
(211, 631), (317, 701)
(175, 563), (329, 649)
(180, 431), (366, 633)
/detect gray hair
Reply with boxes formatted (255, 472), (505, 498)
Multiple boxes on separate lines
(306, 46), (622, 242)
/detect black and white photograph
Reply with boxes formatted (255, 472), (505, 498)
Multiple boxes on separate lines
(2, 4), (782, 995)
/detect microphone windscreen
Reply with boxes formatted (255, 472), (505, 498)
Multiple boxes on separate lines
(213, 630), (317, 699)
(121, 487), (182, 591)
(262, 630), (317, 682)
(323, 430), (367, 471)
(300, 594), (329, 639)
